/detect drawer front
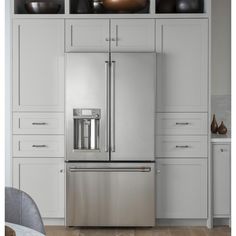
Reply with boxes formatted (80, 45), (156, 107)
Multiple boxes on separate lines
(156, 136), (207, 158)
(156, 113), (207, 135)
(13, 113), (64, 134)
(13, 135), (64, 157)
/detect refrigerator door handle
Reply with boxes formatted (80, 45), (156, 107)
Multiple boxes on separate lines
(111, 60), (116, 152)
(105, 61), (109, 152)
(69, 167), (152, 172)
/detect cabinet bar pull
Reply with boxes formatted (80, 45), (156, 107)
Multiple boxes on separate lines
(32, 145), (47, 148)
(32, 122), (47, 125)
(176, 145), (189, 148)
(18, 25), (21, 106)
(115, 25), (118, 47)
(70, 25), (73, 47)
(176, 122), (190, 125)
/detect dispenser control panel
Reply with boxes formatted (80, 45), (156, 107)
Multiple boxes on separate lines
(73, 109), (101, 119)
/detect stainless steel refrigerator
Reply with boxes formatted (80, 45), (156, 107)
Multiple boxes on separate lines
(65, 53), (156, 227)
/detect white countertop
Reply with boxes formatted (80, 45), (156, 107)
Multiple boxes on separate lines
(211, 132), (231, 143)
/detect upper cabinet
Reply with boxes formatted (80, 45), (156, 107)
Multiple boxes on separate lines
(66, 19), (110, 52)
(13, 19), (64, 112)
(110, 19), (155, 52)
(156, 19), (208, 112)
(65, 19), (155, 52)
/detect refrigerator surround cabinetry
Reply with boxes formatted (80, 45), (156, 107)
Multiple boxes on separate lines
(13, 19), (64, 112)
(65, 19), (155, 52)
(156, 19), (208, 112)
(13, 158), (65, 218)
(156, 159), (207, 218)
(155, 18), (209, 221)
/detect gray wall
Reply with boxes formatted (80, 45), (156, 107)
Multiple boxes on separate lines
(212, 0), (231, 95)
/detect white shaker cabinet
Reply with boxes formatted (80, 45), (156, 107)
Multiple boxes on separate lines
(66, 19), (110, 52)
(156, 19), (208, 112)
(13, 19), (64, 112)
(156, 159), (207, 219)
(110, 19), (155, 52)
(213, 144), (231, 217)
(13, 158), (65, 218)
(65, 19), (155, 52)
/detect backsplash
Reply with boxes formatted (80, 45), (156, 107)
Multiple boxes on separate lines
(211, 95), (231, 132)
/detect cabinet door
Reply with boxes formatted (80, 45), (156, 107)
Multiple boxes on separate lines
(156, 159), (207, 218)
(111, 19), (155, 52)
(156, 19), (208, 112)
(13, 19), (64, 112)
(66, 19), (110, 52)
(13, 158), (64, 218)
(213, 144), (231, 217)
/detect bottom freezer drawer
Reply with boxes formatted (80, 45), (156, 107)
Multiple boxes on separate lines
(66, 162), (155, 227)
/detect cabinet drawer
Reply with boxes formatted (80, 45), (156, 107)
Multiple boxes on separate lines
(156, 136), (207, 158)
(13, 135), (64, 157)
(156, 113), (207, 135)
(13, 113), (64, 134)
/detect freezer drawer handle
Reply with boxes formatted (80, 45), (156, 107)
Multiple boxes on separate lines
(69, 167), (151, 172)
(175, 145), (190, 148)
(32, 145), (47, 148)
(32, 122), (47, 125)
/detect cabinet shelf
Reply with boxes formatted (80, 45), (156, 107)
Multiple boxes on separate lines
(12, 0), (211, 18)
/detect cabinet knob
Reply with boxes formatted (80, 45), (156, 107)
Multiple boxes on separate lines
(220, 148), (228, 152)
(157, 170), (161, 174)
(60, 169), (64, 173)
(111, 38), (116, 41)
(105, 38), (110, 41)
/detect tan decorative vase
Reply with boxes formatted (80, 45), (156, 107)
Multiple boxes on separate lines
(218, 121), (227, 135)
(211, 114), (218, 134)
(102, 0), (148, 12)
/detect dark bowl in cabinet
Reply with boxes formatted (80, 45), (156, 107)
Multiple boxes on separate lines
(176, 0), (204, 13)
(25, 2), (61, 14)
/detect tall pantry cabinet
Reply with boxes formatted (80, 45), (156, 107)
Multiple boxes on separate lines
(12, 19), (65, 219)
(155, 19), (209, 219)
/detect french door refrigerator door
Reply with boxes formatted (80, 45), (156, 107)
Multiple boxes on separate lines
(66, 162), (155, 226)
(66, 53), (109, 161)
(110, 53), (156, 161)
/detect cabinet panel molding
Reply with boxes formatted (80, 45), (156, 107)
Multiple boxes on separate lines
(13, 19), (64, 112)
(13, 158), (65, 218)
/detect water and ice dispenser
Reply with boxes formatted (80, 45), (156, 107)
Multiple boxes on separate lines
(73, 109), (100, 150)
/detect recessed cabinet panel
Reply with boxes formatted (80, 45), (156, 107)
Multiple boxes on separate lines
(13, 113), (64, 134)
(156, 159), (207, 218)
(213, 144), (231, 217)
(65, 19), (110, 52)
(156, 19), (208, 112)
(111, 19), (155, 52)
(13, 19), (64, 112)
(13, 158), (64, 218)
